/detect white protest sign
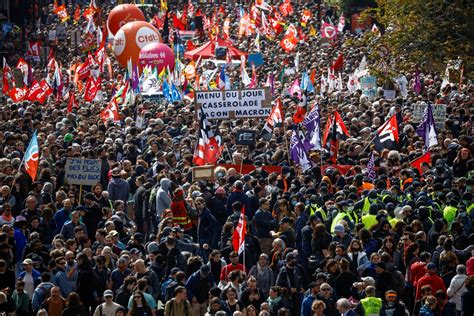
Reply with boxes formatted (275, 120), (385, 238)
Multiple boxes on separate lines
(65, 158), (102, 186)
(412, 104), (446, 130)
(383, 90), (396, 100)
(195, 88), (272, 120)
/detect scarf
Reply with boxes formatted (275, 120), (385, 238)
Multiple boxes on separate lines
(257, 263), (269, 275)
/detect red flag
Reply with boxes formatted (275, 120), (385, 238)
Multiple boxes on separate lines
(173, 13), (186, 30)
(73, 5), (81, 23)
(232, 206), (246, 255)
(53, 5), (70, 23)
(186, 40), (196, 51)
(374, 115), (399, 152)
(68, 90), (76, 112)
(83, 76), (100, 102)
(300, 10), (312, 27)
(8, 87), (28, 103)
(25, 41), (41, 62)
(26, 80), (42, 101)
(310, 69), (316, 85)
(280, 33), (298, 53)
(331, 53), (344, 71)
(16, 58), (30, 86)
(321, 22), (337, 39)
(293, 106), (307, 124)
(36, 80), (53, 104)
(193, 108), (222, 165)
(83, 6), (96, 20)
(279, 0), (293, 17)
(410, 152), (431, 175)
(75, 58), (92, 82)
(322, 111), (349, 147)
(100, 98), (119, 123)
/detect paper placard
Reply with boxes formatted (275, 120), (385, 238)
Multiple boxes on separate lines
(65, 158), (102, 186)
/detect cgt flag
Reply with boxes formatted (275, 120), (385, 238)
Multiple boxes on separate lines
(374, 115), (399, 152)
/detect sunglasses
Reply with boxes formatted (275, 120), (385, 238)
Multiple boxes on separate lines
(105, 296), (113, 298)
(134, 296), (142, 299)
(321, 288), (331, 291)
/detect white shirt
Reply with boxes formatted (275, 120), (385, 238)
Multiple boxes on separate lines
(23, 272), (35, 299)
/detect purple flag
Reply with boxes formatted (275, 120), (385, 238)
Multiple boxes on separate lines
(416, 103), (438, 150)
(290, 130), (312, 171)
(366, 153), (376, 181)
(302, 105), (321, 151)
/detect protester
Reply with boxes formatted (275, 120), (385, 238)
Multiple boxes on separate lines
(0, 1), (472, 316)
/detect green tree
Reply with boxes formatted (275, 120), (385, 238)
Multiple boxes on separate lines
(355, 0), (473, 77)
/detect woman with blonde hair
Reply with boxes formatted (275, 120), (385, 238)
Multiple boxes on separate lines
(311, 300), (326, 316)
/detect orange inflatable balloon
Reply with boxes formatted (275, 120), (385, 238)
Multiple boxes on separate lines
(113, 21), (163, 68)
(107, 4), (145, 36)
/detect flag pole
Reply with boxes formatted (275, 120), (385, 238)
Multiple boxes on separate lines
(362, 134), (377, 153)
(284, 122), (291, 164)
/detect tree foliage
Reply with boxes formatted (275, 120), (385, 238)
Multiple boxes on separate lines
(353, 0), (474, 77)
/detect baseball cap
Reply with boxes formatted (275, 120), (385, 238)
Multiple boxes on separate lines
(361, 277), (375, 286)
(104, 290), (113, 297)
(22, 258), (33, 265)
(333, 224), (345, 233)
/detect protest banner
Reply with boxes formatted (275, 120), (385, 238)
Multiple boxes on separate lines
(412, 103), (446, 130)
(195, 87), (272, 120)
(65, 158), (102, 186)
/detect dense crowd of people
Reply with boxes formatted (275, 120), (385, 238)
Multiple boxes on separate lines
(0, 1), (473, 316)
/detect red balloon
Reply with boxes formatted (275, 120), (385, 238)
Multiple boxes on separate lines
(138, 43), (175, 73)
(107, 4), (145, 36)
(113, 21), (163, 68)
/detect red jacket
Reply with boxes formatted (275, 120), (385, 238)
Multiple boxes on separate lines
(415, 272), (446, 299)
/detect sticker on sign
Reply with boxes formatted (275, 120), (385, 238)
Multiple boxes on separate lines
(195, 88), (272, 120)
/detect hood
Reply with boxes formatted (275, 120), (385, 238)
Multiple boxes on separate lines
(160, 178), (171, 191)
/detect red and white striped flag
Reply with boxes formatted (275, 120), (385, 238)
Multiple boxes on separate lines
(232, 206), (246, 255)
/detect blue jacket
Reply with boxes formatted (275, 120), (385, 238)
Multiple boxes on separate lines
(107, 177), (130, 202)
(53, 269), (75, 298)
(32, 282), (55, 312)
(18, 269), (42, 286)
(185, 271), (215, 302)
(54, 208), (71, 234)
(253, 209), (277, 238)
(226, 190), (250, 216)
(301, 294), (316, 316)
(14, 228), (27, 263)
(60, 221), (87, 240)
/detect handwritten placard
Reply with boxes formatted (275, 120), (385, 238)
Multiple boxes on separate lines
(65, 158), (102, 186)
